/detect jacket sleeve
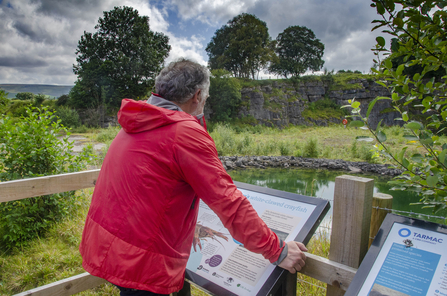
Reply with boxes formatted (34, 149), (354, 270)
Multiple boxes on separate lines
(172, 123), (285, 263)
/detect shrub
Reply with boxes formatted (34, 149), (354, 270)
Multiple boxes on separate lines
(208, 69), (242, 122)
(15, 92), (34, 101)
(279, 142), (291, 156)
(0, 106), (90, 249)
(33, 94), (46, 106)
(6, 100), (32, 118)
(211, 124), (237, 155)
(303, 138), (319, 158)
(55, 106), (81, 128)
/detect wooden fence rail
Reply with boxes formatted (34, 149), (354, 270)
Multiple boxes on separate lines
(0, 171), (380, 296)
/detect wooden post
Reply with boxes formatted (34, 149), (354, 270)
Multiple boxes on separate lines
(369, 193), (393, 248)
(326, 175), (374, 296)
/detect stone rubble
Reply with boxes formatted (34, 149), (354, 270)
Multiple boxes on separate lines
(218, 155), (402, 176)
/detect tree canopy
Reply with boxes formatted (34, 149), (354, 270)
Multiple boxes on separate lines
(206, 13), (272, 79)
(207, 69), (242, 122)
(269, 26), (325, 78)
(71, 6), (170, 109)
(15, 92), (34, 101)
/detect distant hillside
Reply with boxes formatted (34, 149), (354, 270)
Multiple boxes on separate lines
(0, 84), (74, 99)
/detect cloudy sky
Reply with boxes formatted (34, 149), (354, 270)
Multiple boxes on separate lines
(0, 0), (383, 85)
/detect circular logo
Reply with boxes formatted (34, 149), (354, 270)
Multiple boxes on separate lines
(209, 255), (223, 267)
(398, 228), (411, 237)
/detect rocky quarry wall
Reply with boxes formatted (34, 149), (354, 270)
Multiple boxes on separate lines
(207, 78), (398, 129)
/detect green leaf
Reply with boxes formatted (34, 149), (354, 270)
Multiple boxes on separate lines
(376, 2), (385, 14)
(426, 175), (438, 187)
(440, 149), (447, 164)
(405, 121), (423, 130)
(366, 96), (390, 118)
(377, 131), (387, 142)
(393, 17), (403, 28)
(376, 36), (386, 47)
(402, 157), (410, 168)
(411, 153), (424, 163)
(351, 101), (361, 109)
(402, 112), (409, 122)
(349, 120), (365, 127)
(384, 58), (393, 69)
(396, 64), (405, 76)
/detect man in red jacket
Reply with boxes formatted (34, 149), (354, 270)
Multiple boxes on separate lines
(80, 58), (307, 296)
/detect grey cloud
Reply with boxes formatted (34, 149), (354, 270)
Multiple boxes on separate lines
(0, 56), (48, 68)
(31, 0), (104, 20)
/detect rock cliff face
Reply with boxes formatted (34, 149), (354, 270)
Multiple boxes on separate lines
(207, 78), (399, 129)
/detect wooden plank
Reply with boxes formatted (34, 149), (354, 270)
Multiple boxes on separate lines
(369, 193), (393, 248)
(13, 272), (106, 296)
(13, 254), (357, 295)
(300, 253), (357, 291)
(0, 169), (100, 203)
(326, 175), (374, 296)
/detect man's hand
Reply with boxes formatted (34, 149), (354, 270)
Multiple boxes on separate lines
(278, 241), (308, 273)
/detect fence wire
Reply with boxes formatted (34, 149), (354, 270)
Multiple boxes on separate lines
(297, 278), (325, 290)
(373, 206), (447, 221)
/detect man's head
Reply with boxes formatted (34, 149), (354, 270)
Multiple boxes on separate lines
(155, 58), (210, 115)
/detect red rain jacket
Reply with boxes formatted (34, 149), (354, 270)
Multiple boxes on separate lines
(79, 99), (284, 294)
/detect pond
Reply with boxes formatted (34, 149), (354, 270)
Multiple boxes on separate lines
(228, 168), (447, 225)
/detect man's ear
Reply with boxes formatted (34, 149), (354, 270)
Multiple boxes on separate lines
(193, 89), (202, 102)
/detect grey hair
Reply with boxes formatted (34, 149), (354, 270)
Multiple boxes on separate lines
(155, 58), (210, 104)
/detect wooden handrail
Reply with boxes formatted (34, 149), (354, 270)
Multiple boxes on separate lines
(0, 169), (100, 203)
(13, 273), (106, 296)
(13, 254), (357, 295)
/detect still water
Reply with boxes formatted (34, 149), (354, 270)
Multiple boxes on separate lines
(229, 168), (447, 225)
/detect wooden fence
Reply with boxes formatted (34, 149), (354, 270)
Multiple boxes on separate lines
(0, 170), (391, 296)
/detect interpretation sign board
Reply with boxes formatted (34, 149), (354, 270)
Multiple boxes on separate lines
(185, 181), (330, 296)
(345, 213), (447, 296)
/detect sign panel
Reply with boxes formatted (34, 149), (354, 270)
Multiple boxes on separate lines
(346, 213), (447, 296)
(186, 181), (330, 296)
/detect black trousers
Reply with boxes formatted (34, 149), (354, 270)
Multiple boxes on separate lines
(115, 285), (169, 296)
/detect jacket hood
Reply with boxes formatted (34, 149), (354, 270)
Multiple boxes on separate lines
(118, 99), (197, 134)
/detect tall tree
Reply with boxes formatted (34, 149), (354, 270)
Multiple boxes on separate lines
(269, 26), (325, 78)
(206, 13), (272, 79)
(72, 6), (170, 109)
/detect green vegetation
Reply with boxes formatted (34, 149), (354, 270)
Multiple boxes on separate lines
(208, 69), (242, 122)
(0, 84), (73, 99)
(72, 6), (170, 109)
(0, 107), (91, 249)
(270, 25), (325, 78)
(206, 13), (272, 79)
(302, 98), (349, 121)
(347, 0), (447, 213)
(209, 123), (434, 163)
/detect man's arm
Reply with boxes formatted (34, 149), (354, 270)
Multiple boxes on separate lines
(172, 123), (307, 269)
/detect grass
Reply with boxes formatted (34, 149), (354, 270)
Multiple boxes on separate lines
(209, 123), (434, 164)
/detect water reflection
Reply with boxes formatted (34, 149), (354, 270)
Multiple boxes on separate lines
(229, 168), (447, 225)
